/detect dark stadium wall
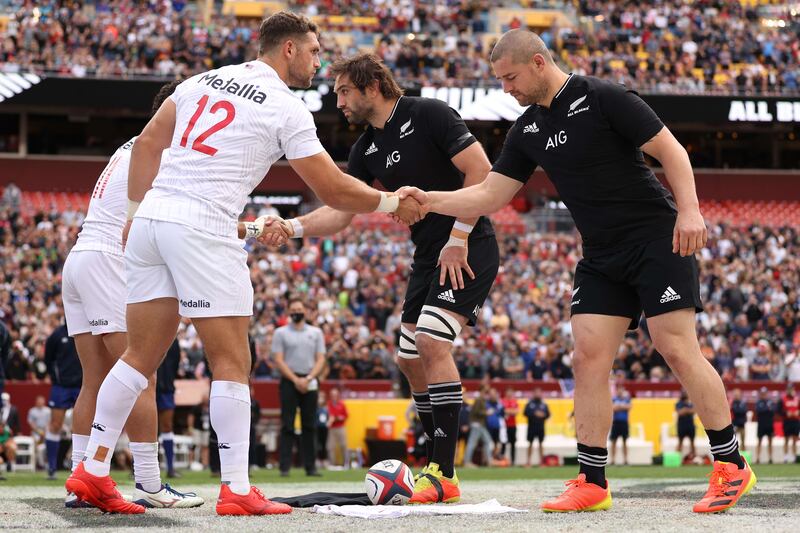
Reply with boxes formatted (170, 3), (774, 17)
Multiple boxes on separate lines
(2, 157), (799, 201)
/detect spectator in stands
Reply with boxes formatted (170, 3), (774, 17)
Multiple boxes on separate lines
(500, 388), (519, 465)
(1, 182), (21, 212)
(0, 391), (19, 473)
(43, 323), (81, 480)
(326, 388), (348, 468)
(610, 386), (632, 465)
(779, 384), (799, 463)
(730, 388), (749, 453)
(787, 349), (800, 384)
(464, 387), (492, 467)
(524, 388), (549, 467)
(755, 387), (777, 464)
(676, 391), (696, 458)
(750, 340), (773, 380)
(0, 320), (9, 410)
(5, 341), (31, 381)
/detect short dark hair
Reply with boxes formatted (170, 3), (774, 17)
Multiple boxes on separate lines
(151, 80), (182, 117)
(329, 53), (404, 99)
(258, 11), (318, 55)
(288, 297), (306, 308)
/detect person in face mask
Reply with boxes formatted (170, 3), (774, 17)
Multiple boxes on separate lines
(272, 297), (326, 477)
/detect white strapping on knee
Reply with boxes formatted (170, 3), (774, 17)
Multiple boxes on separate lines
(109, 359), (149, 395)
(415, 305), (462, 344)
(397, 325), (420, 360)
(210, 380), (251, 405)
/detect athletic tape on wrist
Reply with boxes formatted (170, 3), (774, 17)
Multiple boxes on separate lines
(127, 199), (140, 220)
(244, 220), (262, 239)
(375, 191), (400, 213)
(288, 218), (304, 238)
(452, 221), (474, 234)
(443, 235), (466, 249)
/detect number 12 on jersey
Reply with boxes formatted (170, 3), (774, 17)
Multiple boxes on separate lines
(179, 94), (236, 156)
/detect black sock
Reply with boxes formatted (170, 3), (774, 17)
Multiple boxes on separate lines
(428, 381), (462, 478)
(707, 424), (744, 468)
(412, 391), (434, 463)
(577, 443), (608, 487)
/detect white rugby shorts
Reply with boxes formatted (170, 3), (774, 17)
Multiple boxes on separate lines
(62, 250), (127, 336)
(125, 218), (253, 317)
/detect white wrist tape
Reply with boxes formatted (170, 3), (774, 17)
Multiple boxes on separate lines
(453, 221), (474, 233)
(443, 235), (466, 248)
(287, 218), (304, 238)
(244, 218), (264, 239)
(126, 200), (140, 220)
(375, 191), (400, 213)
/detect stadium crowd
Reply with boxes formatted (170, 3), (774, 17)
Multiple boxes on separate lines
(0, 0), (797, 93)
(1, 201), (798, 386)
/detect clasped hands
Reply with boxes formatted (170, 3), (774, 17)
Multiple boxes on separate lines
(388, 187), (431, 226)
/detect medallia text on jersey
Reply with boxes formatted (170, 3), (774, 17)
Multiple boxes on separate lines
(199, 72), (267, 104)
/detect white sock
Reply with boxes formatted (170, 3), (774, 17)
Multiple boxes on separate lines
(83, 360), (148, 477)
(130, 441), (162, 493)
(71, 434), (90, 471)
(210, 380), (251, 495)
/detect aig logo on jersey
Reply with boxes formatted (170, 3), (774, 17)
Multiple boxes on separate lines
(386, 150), (401, 168)
(545, 130), (568, 151)
(399, 118), (415, 139)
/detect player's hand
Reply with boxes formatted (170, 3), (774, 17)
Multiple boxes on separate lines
(295, 376), (309, 394)
(255, 216), (289, 247)
(438, 240), (475, 289)
(396, 186), (430, 207)
(673, 207), (707, 256)
(122, 219), (133, 250)
(393, 194), (426, 225)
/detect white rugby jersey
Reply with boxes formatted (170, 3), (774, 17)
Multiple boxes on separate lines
(72, 137), (137, 256)
(136, 60), (325, 236)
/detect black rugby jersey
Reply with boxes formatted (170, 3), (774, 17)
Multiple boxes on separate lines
(157, 339), (181, 394)
(347, 96), (494, 261)
(492, 74), (677, 258)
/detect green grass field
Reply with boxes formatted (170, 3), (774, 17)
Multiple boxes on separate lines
(3, 463), (798, 488)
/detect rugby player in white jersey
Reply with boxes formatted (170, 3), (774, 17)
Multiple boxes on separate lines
(66, 11), (422, 515)
(61, 81), (203, 510)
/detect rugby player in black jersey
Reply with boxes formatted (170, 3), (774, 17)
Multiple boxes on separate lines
(276, 54), (500, 504)
(401, 30), (755, 514)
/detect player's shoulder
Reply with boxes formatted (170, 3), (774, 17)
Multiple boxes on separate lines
(580, 74), (637, 99)
(118, 136), (137, 153)
(404, 96), (460, 121)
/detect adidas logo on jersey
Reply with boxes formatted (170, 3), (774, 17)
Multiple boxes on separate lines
(523, 122), (539, 134)
(199, 72), (267, 104)
(437, 289), (456, 303)
(660, 286), (682, 303)
(365, 142), (378, 155)
(433, 428), (447, 438)
(399, 118), (415, 138)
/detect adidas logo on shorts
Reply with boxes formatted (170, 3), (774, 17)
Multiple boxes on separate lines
(437, 289), (456, 303)
(364, 142), (378, 155)
(433, 427), (447, 438)
(660, 286), (682, 303)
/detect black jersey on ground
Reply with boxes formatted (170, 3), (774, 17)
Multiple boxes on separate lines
(348, 96), (494, 260)
(492, 74), (677, 258)
(157, 339), (180, 394)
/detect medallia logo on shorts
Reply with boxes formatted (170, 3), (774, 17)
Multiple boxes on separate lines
(180, 299), (211, 309)
(89, 318), (109, 327)
(660, 286), (682, 304)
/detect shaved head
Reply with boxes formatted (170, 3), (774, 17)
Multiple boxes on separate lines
(490, 29), (553, 65)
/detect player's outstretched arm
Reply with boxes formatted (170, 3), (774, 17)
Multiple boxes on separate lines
(642, 126), (707, 257)
(400, 171), (522, 219)
(288, 151), (423, 224)
(280, 206), (355, 240)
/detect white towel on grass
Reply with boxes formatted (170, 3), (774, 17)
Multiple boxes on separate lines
(312, 499), (527, 519)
